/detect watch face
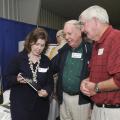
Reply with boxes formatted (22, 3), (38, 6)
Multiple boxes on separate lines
(96, 87), (99, 93)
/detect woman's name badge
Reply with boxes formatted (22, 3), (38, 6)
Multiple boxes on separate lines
(98, 48), (104, 55)
(72, 52), (82, 58)
(38, 67), (49, 73)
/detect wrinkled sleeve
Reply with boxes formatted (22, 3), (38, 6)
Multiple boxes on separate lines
(113, 73), (120, 87)
(51, 52), (61, 74)
(43, 61), (54, 96)
(107, 37), (120, 87)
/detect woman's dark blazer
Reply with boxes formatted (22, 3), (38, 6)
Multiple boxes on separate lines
(5, 50), (53, 120)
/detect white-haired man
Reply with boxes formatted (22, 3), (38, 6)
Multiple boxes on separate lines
(79, 5), (120, 120)
(51, 20), (92, 120)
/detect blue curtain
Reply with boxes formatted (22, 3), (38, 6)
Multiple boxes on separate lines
(0, 18), (57, 90)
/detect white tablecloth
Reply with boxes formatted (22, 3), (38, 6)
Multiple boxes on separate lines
(48, 98), (59, 120)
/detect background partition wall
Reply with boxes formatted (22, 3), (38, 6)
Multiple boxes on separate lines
(0, 0), (65, 89)
(0, 18), (57, 90)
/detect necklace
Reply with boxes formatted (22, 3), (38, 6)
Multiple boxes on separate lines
(28, 55), (41, 83)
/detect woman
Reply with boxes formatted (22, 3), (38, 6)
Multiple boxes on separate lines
(48, 29), (66, 60)
(5, 28), (53, 120)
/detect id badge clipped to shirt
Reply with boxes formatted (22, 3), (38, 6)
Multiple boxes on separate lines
(72, 52), (82, 58)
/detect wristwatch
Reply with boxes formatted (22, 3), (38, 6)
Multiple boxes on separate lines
(94, 83), (100, 93)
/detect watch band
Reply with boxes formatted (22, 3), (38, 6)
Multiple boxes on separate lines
(95, 83), (100, 93)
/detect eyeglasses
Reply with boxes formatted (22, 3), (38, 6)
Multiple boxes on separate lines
(56, 33), (65, 38)
(56, 35), (61, 38)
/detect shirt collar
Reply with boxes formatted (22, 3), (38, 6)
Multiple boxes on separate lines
(97, 25), (113, 44)
(71, 41), (83, 52)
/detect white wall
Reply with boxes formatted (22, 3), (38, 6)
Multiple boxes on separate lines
(0, 0), (3, 17)
(18, 0), (41, 25)
(0, 0), (66, 29)
(38, 8), (67, 29)
(0, 0), (41, 25)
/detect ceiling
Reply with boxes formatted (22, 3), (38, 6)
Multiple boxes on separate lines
(41, 0), (120, 28)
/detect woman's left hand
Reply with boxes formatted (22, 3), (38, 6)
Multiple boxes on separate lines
(38, 89), (48, 97)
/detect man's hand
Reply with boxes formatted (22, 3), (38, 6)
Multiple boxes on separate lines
(80, 78), (96, 97)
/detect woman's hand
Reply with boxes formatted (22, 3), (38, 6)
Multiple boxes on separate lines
(17, 73), (27, 84)
(38, 89), (48, 97)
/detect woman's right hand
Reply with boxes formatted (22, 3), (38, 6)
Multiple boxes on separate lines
(17, 73), (27, 84)
(38, 89), (48, 97)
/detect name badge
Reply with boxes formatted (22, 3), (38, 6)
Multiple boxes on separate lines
(98, 48), (104, 55)
(38, 67), (49, 73)
(72, 52), (82, 58)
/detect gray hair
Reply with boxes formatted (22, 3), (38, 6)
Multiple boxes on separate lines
(79, 5), (109, 24)
(64, 20), (82, 30)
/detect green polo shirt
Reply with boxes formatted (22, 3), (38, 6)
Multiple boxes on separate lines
(62, 44), (83, 94)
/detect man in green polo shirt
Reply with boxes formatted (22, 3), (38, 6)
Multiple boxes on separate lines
(51, 20), (92, 120)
